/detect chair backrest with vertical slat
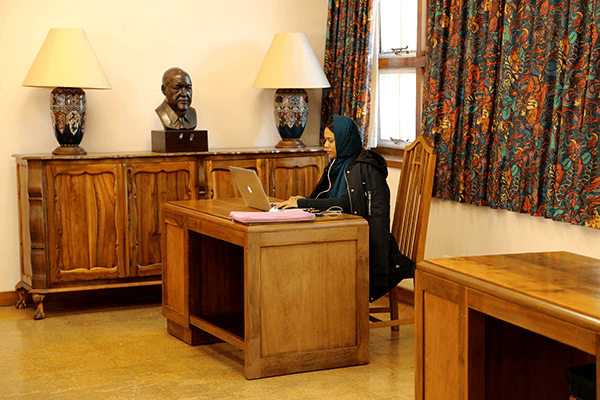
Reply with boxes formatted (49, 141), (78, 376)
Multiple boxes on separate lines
(391, 136), (437, 264)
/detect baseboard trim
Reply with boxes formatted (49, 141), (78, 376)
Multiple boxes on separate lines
(1, 286), (162, 310)
(0, 291), (21, 307)
(396, 286), (415, 305)
(3, 286), (408, 309)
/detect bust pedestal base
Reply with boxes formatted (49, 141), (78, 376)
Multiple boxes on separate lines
(151, 130), (208, 153)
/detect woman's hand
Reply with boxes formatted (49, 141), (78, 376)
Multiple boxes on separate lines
(275, 195), (305, 209)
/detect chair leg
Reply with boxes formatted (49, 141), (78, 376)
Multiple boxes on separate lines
(389, 286), (399, 331)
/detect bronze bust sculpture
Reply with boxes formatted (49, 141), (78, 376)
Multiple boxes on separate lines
(156, 67), (197, 130)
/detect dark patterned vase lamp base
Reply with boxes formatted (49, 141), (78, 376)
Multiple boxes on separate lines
(274, 88), (307, 148)
(22, 29), (111, 156)
(51, 87), (87, 155)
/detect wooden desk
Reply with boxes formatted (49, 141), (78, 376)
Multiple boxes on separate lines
(415, 252), (600, 400)
(161, 198), (370, 379)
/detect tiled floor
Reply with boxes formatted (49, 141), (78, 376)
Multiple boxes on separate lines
(0, 289), (415, 400)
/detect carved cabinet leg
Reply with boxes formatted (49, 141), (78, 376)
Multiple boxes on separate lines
(32, 294), (46, 320)
(16, 288), (28, 309)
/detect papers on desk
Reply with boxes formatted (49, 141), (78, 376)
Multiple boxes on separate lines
(229, 209), (316, 223)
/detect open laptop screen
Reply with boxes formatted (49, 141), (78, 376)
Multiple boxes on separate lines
(229, 166), (278, 211)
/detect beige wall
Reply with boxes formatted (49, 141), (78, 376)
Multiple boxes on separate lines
(0, 0), (328, 292)
(388, 168), (600, 261)
(388, 167), (600, 292)
(2, 1), (599, 294)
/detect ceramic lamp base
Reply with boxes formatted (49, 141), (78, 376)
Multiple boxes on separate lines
(274, 88), (308, 148)
(275, 139), (306, 149)
(50, 87), (87, 154)
(52, 146), (87, 155)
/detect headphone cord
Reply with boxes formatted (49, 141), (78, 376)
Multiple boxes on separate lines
(315, 159), (335, 199)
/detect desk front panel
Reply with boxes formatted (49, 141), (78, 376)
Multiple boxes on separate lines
(259, 238), (359, 357)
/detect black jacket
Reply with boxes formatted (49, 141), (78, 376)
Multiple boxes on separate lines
(297, 148), (414, 302)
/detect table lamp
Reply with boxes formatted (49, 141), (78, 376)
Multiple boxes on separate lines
(253, 33), (330, 148)
(22, 28), (111, 155)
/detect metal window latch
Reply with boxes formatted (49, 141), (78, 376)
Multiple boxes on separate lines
(392, 46), (409, 55)
(390, 138), (411, 145)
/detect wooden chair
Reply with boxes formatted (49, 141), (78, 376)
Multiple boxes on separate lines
(567, 364), (596, 400)
(369, 136), (437, 330)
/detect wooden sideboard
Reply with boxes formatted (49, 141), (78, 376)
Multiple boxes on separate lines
(14, 147), (327, 319)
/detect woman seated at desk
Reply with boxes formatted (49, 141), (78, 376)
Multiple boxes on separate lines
(276, 115), (414, 302)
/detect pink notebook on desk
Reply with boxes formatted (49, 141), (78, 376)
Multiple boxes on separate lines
(229, 209), (315, 223)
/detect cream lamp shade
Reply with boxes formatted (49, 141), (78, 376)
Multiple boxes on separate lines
(22, 28), (111, 155)
(252, 33), (330, 89)
(22, 28), (111, 89)
(253, 33), (330, 148)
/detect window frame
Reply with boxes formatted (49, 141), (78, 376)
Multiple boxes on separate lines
(373, 0), (428, 161)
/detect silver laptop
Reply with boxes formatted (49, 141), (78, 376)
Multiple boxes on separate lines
(229, 166), (278, 211)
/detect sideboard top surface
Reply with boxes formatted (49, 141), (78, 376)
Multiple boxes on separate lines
(13, 147), (326, 160)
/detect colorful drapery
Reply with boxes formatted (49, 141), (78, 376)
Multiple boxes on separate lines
(321, 0), (375, 144)
(422, 0), (600, 229)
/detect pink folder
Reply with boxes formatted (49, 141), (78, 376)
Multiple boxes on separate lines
(229, 209), (316, 223)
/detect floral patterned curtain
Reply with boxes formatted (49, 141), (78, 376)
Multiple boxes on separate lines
(321, 0), (375, 144)
(422, 0), (600, 229)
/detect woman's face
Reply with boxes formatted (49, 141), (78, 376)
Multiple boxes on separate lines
(323, 128), (337, 159)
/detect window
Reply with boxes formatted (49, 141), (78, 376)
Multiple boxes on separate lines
(376, 0), (427, 149)
(379, 68), (417, 144)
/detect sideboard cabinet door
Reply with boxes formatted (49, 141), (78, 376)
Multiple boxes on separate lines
(204, 154), (326, 201)
(203, 158), (268, 199)
(267, 155), (326, 199)
(127, 161), (197, 277)
(46, 163), (126, 283)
